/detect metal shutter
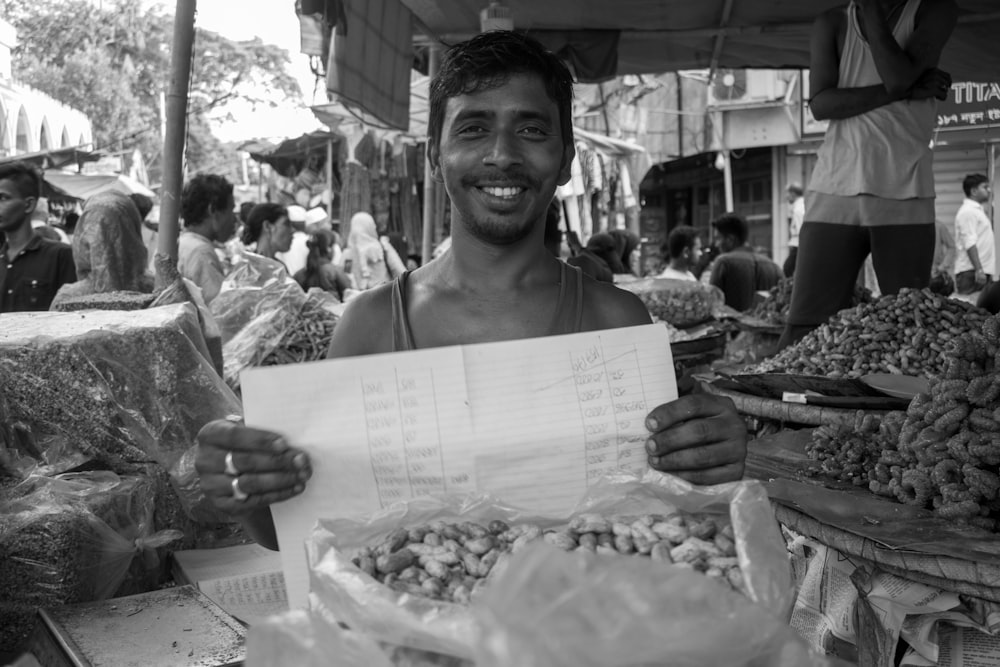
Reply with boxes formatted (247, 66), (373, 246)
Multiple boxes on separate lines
(933, 143), (990, 225)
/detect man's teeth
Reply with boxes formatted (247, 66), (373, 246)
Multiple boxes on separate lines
(482, 186), (520, 198)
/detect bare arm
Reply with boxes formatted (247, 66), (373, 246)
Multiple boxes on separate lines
(859, 0), (958, 97)
(808, 10), (904, 120)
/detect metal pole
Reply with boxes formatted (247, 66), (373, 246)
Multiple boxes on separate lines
(722, 150), (734, 213)
(420, 46), (441, 265)
(155, 0), (197, 287)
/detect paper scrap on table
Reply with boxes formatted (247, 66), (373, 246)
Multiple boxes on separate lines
(172, 542), (282, 585)
(198, 571), (289, 627)
(242, 323), (677, 610)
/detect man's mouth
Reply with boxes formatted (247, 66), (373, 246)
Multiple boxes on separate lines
(478, 186), (524, 199)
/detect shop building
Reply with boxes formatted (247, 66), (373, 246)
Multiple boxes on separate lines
(0, 19), (93, 157)
(635, 70), (998, 274)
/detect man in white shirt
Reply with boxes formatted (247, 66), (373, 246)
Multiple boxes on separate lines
(275, 205), (310, 276)
(783, 183), (805, 277)
(954, 173), (993, 296)
(657, 225), (701, 281)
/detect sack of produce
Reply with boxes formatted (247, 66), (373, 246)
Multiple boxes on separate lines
(0, 304), (241, 476)
(209, 252), (305, 346)
(474, 543), (841, 667)
(0, 471), (182, 652)
(222, 289), (343, 391)
(303, 473), (792, 661)
(617, 278), (724, 328)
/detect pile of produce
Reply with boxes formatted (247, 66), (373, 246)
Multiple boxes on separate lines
(752, 288), (990, 379)
(353, 511), (744, 604)
(222, 294), (340, 390)
(618, 278), (723, 328)
(748, 278), (872, 326)
(807, 314), (1000, 530)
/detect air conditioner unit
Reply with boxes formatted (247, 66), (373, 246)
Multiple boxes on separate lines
(708, 69), (783, 107)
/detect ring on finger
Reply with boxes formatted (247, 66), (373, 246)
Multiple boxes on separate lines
(224, 451), (239, 477)
(231, 476), (249, 502)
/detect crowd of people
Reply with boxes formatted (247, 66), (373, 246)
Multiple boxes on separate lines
(0, 160), (419, 314)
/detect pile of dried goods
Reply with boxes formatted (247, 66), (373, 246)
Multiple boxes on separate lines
(749, 278), (871, 326)
(353, 511), (743, 604)
(222, 296), (339, 390)
(752, 288), (990, 379)
(807, 315), (1000, 530)
(0, 305), (241, 474)
(618, 278), (723, 328)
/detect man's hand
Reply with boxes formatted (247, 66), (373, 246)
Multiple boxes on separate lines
(644, 394), (748, 484)
(909, 67), (952, 101)
(194, 418), (312, 516)
(976, 268), (987, 288)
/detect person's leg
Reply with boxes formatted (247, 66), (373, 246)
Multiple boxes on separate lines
(869, 224), (935, 294)
(779, 222), (870, 349)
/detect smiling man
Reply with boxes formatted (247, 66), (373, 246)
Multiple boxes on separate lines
(193, 32), (748, 549)
(0, 161), (76, 313)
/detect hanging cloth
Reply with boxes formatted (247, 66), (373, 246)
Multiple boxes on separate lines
(326, 0), (413, 132)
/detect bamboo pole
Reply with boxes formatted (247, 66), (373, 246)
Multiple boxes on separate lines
(155, 0), (197, 288)
(420, 46), (441, 265)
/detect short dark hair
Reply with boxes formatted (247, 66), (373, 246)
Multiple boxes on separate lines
(428, 31), (575, 153)
(786, 183), (803, 197)
(0, 160), (42, 199)
(181, 173), (233, 227)
(241, 202), (287, 245)
(963, 173), (989, 197)
(666, 226), (700, 259)
(239, 201), (255, 224)
(712, 213), (749, 244)
(129, 193), (154, 220)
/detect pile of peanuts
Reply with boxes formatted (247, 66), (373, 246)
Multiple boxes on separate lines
(753, 288), (989, 379)
(351, 511), (743, 604)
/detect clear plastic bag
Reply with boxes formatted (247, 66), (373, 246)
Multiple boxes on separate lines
(0, 303), (242, 478)
(305, 473), (794, 660)
(0, 471), (183, 652)
(210, 249), (304, 345)
(617, 277), (725, 328)
(474, 542), (844, 667)
(245, 609), (394, 667)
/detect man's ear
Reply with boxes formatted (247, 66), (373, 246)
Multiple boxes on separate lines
(557, 143), (576, 186)
(24, 196), (37, 216)
(427, 141), (443, 182)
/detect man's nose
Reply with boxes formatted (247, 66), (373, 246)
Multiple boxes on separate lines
(483, 131), (522, 169)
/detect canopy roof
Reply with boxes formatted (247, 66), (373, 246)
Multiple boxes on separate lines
(401, 0), (999, 83)
(241, 131), (342, 176)
(43, 171), (155, 202)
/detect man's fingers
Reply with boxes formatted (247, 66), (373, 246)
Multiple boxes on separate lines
(196, 447), (311, 477)
(645, 394), (733, 433)
(196, 419), (290, 455)
(645, 413), (746, 457)
(648, 440), (744, 471)
(657, 461), (746, 486)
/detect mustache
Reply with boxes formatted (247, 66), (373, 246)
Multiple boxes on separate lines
(462, 170), (538, 190)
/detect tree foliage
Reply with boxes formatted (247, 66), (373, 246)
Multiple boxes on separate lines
(0, 0), (302, 181)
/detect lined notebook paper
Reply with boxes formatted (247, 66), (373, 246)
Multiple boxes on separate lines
(241, 323), (676, 609)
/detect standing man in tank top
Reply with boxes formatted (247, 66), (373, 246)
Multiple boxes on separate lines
(778, 0), (957, 349)
(191, 31), (748, 549)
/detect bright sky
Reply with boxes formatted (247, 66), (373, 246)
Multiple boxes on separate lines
(188, 0), (324, 142)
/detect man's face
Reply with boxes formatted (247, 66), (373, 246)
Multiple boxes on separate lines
(785, 189), (798, 205)
(717, 233), (738, 253)
(211, 195), (237, 243)
(0, 178), (35, 236)
(429, 73), (574, 246)
(684, 237), (703, 268)
(971, 181), (991, 204)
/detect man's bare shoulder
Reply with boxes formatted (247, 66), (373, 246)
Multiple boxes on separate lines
(326, 282), (395, 358)
(581, 275), (653, 330)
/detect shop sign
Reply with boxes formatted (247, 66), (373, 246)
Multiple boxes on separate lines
(937, 81), (1000, 129)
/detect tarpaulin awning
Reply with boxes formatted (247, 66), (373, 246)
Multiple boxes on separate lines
(400, 0), (999, 84)
(43, 170), (155, 201)
(0, 147), (103, 171)
(242, 131), (342, 176)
